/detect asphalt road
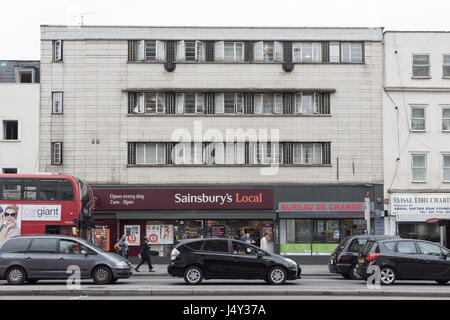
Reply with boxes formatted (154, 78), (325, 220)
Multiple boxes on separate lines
(1, 275), (450, 299)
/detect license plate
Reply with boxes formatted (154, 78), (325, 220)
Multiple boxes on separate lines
(358, 258), (364, 263)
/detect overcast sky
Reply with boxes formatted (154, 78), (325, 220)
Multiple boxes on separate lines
(1, 0), (450, 60)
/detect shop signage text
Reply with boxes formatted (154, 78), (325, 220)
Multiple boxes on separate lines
(278, 202), (374, 212)
(391, 193), (450, 222)
(94, 189), (273, 210)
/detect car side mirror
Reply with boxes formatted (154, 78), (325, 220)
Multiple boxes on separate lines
(257, 251), (263, 259)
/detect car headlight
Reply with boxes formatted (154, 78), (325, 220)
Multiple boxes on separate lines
(115, 261), (129, 268)
(284, 258), (298, 269)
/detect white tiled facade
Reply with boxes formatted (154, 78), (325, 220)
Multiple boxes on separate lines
(39, 26), (383, 186)
(384, 32), (450, 239)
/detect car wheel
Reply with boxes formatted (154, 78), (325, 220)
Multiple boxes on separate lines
(267, 266), (287, 285)
(379, 267), (396, 285)
(92, 266), (113, 285)
(349, 264), (362, 280)
(436, 280), (449, 285)
(6, 267), (26, 285)
(184, 266), (203, 285)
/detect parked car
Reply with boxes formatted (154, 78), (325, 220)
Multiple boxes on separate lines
(356, 238), (450, 285)
(328, 235), (399, 280)
(0, 235), (133, 285)
(168, 238), (301, 285)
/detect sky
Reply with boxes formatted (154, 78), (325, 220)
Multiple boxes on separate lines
(1, 0), (450, 60)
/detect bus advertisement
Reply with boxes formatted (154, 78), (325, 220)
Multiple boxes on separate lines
(0, 174), (95, 246)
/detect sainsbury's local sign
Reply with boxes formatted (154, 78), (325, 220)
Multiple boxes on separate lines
(391, 193), (450, 222)
(93, 189), (273, 210)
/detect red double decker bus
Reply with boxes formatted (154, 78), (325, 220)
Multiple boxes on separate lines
(0, 174), (95, 245)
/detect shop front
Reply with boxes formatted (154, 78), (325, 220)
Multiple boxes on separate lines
(391, 193), (450, 246)
(275, 185), (384, 257)
(92, 188), (276, 260)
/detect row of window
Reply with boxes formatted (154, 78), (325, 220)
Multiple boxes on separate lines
(127, 142), (331, 166)
(412, 54), (450, 78)
(50, 142), (331, 166)
(128, 92), (331, 115)
(410, 106), (450, 131)
(50, 91), (331, 115)
(411, 154), (450, 182)
(0, 178), (75, 201)
(52, 40), (364, 64)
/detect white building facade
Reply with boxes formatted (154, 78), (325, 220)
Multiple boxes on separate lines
(384, 32), (450, 245)
(40, 26), (384, 260)
(0, 61), (40, 174)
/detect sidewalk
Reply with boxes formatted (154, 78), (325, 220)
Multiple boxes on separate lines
(131, 264), (334, 277)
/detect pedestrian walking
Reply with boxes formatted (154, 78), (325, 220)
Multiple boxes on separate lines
(260, 232), (269, 251)
(243, 233), (256, 245)
(118, 235), (128, 259)
(135, 239), (154, 272)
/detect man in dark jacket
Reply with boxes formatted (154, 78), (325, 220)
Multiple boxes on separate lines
(135, 239), (154, 272)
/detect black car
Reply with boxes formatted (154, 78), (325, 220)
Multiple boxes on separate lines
(328, 235), (399, 280)
(356, 238), (450, 285)
(167, 238), (301, 285)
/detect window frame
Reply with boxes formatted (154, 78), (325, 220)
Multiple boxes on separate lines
(443, 54), (450, 79)
(412, 54), (431, 78)
(442, 106), (450, 132)
(340, 42), (363, 63)
(15, 68), (35, 83)
(2, 120), (19, 141)
(251, 142), (283, 165)
(411, 153), (427, 182)
(52, 92), (64, 114)
(135, 143), (166, 165)
(443, 154), (450, 182)
(137, 40), (166, 62)
(410, 105), (426, 131)
(53, 40), (63, 62)
(292, 42), (322, 63)
(292, 143), (323, 165)
(51, 142), (63, 165)
(223, 41), (245, 62)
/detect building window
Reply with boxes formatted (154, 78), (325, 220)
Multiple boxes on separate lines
(292, 42), (322, 63)
(136, 143), (166, 165)
(172, 142), (204, 165)
(293, 143), (323, 165)
(250, 142), (283, 165)
(341, 42), (363, 63)
(52, 142), (63, 165)
(214, 42), (244, 62)
(52, 92), (63, 114)
(294, 93), (320, 114)
(253, 41), (283, 62)
(177, 41), (205, 62)
(443, 55), (450, 78)
(2, 120), (18, 140)
(411, 106), (426, 131)
(176, 93), (205, 114)
(443, 108), (450, 131)
(53, 40), (63, 62)
(444, 155), (450, 182)
(16, 69), (34, 83)
(136, 40), (165, 62)
(132, 92), (165, 114)
(2, 168), (18, 174)
(204, 142), (245, 165)
(215, 93), (244, 114)
(254, 93), (283, 114)
(412, 54), (430, 78)
(412, 154), (427, 182)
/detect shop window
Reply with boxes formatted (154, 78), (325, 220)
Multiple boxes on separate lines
(399, 223), (440, 243)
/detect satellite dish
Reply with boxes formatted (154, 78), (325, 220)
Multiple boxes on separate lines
(164, 62), (176, 72)
(282, 62), (294, 72)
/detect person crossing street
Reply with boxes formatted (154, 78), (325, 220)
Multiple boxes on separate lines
(135, 238), (154, 272)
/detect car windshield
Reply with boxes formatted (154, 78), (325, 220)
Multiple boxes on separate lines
(77, 238), (106, 253)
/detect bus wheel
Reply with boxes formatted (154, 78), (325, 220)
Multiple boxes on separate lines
(92, 266), (112, 285)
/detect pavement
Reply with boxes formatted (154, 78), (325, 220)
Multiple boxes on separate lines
(131, 264), (332, 277)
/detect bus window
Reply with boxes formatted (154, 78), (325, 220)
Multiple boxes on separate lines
(38, 181), (56, 200)
(22, 180), (37, 200)
(1, 180), (22, 200)
(38, 179), (74, 201)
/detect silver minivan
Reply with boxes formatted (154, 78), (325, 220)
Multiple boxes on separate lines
(0, 235), (133, 285)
